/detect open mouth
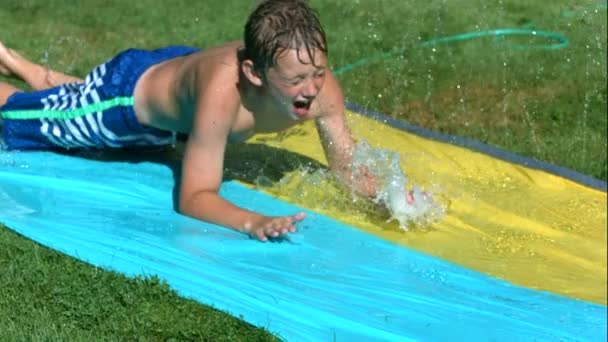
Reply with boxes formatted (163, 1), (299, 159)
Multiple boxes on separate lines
(292, 99), (311, 117)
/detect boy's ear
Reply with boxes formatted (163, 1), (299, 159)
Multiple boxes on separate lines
(241, 60), (263, 87)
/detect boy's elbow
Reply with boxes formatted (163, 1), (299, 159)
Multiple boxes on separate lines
(177, 199), (190, 216)
(177, 201), (188, 215)
(177, 189), (214, 218)
(177, 192), (198, 217)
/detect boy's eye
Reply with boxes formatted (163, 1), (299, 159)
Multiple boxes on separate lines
(288, 77), (304, 85)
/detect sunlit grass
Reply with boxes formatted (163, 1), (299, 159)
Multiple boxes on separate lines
(0, 225), (280, 341)
(1, 0), (606, 339)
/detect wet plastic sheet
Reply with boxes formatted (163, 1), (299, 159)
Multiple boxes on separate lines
(249, 113), (608, 305)
(1, 151), (606, 341)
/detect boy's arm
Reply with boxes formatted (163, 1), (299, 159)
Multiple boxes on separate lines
(316, 73), (417, 205)
(178, 87), (304, 241)
(315, 72), (377, 199)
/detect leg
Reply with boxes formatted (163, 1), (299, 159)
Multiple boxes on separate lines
(0, 81), (21, 108)
(1, 81), (21, 129)
(0, 41), (84, 91)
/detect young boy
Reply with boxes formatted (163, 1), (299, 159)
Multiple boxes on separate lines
(0, 0), (413, 241)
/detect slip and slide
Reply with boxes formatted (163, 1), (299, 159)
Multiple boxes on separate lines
(1, 103), (606, 340)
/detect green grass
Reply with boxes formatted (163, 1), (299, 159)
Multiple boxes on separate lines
(324, 0), (607, 181)
(0, 225), (280, 341)
(1, 0), (606, 340)
(2, 0), (605, 180)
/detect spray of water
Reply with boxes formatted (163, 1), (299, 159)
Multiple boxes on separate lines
(257, 139), (447, 231)
(351, 139), (446, 229)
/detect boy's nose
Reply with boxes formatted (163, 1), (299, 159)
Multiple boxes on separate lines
(302, 79), (320, 97)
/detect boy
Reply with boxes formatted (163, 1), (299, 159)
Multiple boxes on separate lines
(0, 0), (413, 241)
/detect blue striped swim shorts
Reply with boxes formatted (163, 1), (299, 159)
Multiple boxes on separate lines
(0, 46), (200, 150)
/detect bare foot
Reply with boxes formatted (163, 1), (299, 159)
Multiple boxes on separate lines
(0, 41), (83, 88)
(0, 41), (20, 77)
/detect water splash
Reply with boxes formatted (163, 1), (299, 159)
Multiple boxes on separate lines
(351, 139), (446, 229)
(256, 139), (447, 231)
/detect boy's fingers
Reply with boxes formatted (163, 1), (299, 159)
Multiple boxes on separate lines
(256, 231), (268, 242)
(252, 214), (306, 242)
(406, 190), (415, 204)
(292, 212), (306, 221)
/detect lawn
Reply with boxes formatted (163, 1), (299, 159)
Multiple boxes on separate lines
(1, 0), (606, 340)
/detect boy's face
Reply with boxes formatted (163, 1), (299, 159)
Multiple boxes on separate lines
(264, 47), (327, 120)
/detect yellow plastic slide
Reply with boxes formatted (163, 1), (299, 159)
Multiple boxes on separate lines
(247, 109), (607, 305)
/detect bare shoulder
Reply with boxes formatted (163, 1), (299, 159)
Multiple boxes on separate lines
(189, 47), (243, 134)
(193, 42), (241, 93)
(196, 41), (242, 72)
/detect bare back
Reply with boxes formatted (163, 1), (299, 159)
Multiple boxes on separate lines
(132, 41), (344, 143)
(133, 41), (255, 140)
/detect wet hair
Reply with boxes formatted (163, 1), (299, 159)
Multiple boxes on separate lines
(240, 0), (328, 73)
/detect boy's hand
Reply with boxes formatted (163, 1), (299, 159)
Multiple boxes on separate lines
(405, 189), (431, 205)
(244, 212), (306, 242)
(406, 190), (415, 204)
